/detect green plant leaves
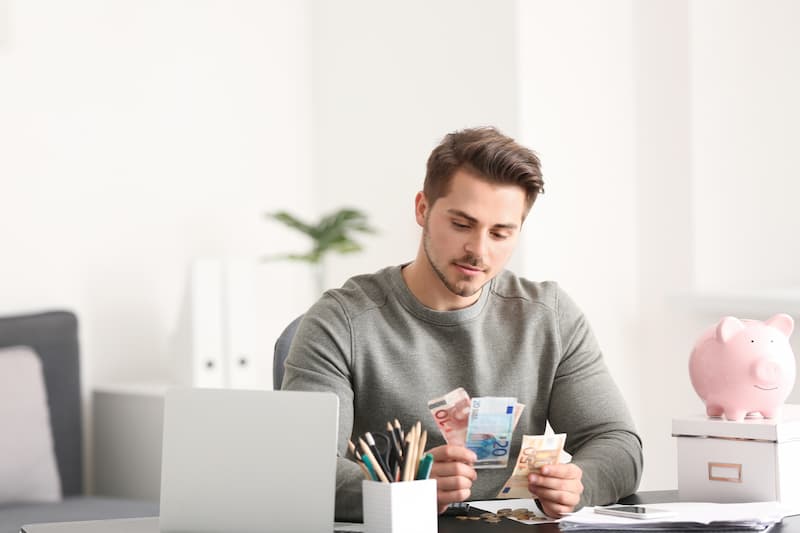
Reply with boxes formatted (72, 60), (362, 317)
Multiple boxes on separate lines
(264, 207), (376, 264)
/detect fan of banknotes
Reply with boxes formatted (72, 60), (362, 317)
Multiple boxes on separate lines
(428, 387), (526, 468)
(428, 387), (568, 499)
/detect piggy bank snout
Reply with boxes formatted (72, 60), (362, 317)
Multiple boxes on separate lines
(750, 359), (783, 387)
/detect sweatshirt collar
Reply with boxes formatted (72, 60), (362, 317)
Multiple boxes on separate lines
(386, 264), (491, 325)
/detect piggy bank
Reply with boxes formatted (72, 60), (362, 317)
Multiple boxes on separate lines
(689, 313), (796, 421)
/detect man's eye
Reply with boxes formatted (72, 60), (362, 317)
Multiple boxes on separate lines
(452, 222), (469, 229)
(492, 232), (509, 240)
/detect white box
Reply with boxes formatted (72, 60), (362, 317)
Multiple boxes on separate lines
(673, 404), (800, 505)
(362, 479), (437, 533)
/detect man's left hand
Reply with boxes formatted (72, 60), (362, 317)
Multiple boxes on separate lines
(527, 463), (583, 518)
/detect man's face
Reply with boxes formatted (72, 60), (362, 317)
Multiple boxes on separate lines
(417, 169), (526, 300)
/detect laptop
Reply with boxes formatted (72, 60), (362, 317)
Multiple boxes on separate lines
(22, 388), (354, 533)
(159, 388), (339, 533)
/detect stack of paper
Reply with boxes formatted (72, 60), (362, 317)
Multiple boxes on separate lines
(560, 502), (794, 532)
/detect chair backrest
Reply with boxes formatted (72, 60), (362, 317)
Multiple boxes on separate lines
(0, 310), (83, 496)
(272, 314), (304, 389)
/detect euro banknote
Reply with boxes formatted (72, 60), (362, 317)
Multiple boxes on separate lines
(465, 396), (516, 468)
(428, 387), (525, 447)
(497, 433), (566, 498)
(427, 387), (471, 446)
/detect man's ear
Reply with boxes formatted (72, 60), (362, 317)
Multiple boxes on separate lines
(414, 191), (428, 227)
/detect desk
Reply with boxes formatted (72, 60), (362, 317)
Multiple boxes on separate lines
(437, 491), (800, 532)
(21, 492), (800, 532)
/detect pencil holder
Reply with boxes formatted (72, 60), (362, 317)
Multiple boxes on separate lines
(362, 479), (437, 533)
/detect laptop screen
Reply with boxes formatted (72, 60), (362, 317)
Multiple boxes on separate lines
(159, 388), (339, 533)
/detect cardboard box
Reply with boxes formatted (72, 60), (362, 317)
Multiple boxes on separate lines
(672, 404), (800, 505)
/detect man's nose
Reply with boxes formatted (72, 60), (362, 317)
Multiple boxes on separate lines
(464, 232), (489, 258)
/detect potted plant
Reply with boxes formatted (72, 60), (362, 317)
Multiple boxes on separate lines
(264, 207), (376, 294)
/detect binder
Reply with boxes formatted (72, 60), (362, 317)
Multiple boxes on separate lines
(190, 259), (226, 388)
(223, 260), (260, 390)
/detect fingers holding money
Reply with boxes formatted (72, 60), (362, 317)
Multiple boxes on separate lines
(427, 444), (478, 513)
(527, 463), (584, 517)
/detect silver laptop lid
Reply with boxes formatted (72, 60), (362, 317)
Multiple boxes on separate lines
(159, 388), (339, 533)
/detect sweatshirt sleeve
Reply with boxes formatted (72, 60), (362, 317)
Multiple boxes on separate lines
(280, 295), (365, 522)
(547, 287), (644, 508)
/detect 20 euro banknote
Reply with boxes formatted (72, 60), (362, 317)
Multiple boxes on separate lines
(465, 397), (516, 468)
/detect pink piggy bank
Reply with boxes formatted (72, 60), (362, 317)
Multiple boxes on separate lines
(689, 313), (796, 421)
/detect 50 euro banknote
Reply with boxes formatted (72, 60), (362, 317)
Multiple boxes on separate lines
(497, 433), (567, 498)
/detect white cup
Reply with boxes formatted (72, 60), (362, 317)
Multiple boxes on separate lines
(362, 479), (437, 533)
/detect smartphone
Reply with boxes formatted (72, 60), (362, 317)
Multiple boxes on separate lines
(594, 505), (675, 520)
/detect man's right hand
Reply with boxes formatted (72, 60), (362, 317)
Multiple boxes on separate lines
(426, 445), (478, 513)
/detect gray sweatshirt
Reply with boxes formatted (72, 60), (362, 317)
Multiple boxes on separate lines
(281, 265), (643, 521)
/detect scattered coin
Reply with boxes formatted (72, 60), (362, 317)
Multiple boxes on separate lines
(485, 517), (502, 523)
(480, 512), (497, 519)
(455, 515), (469, 520)
(468, 516), (481, 521)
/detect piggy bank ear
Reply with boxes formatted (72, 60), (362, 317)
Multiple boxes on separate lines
(716, 316), (744, 342)
(766, 313), (794, 338)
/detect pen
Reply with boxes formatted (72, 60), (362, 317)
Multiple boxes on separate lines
(416, 453), (434, 480)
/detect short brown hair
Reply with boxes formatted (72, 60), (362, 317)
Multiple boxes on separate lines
(424, 126), (544, 216)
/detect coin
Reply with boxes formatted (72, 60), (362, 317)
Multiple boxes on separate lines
(485, 517), (502, 523)
(455, 515), (469, 520)
(480, 512), (497, 519)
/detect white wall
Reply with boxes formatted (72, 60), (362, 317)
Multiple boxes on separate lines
(691, 0), (800, 291)
(311, 0), (523, 289)
(517, 0), (642, 419)
(519, 0), (800, 493)
(0, 0), (314, 390)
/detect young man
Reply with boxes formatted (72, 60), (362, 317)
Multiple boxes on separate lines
(282, 127), (643, 521)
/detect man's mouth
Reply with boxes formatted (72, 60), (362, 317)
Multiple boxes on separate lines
(454, 262), (485, 275)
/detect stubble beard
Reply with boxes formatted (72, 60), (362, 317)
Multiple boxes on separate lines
(422, 224), (484, 299)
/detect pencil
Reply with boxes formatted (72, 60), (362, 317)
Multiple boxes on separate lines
(393, 418), (404, 442)
(387, 421), (403, 460)
(365, 432), (393, 481)
(359, 438), (389, 483)
(403, 424), (418, 481)
(347, 439), (361, 462)
(411, 421), (422, 479)
(417, 429), (427, 467)
(360, 453), (380, 481)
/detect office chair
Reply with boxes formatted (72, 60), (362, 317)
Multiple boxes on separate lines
(272, 314), (304, 389)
